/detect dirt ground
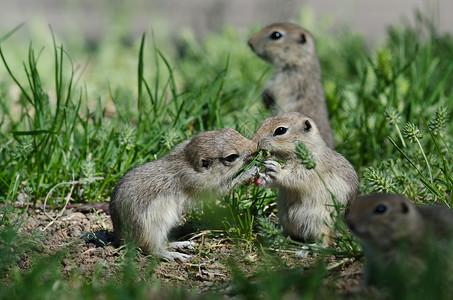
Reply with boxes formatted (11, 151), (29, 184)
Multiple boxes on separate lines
(13, 202), (364, 296)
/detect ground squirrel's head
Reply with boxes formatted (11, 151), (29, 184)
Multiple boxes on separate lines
(183, 128), (258, 194)
(346, 194), (422, 250)
(252, 112), (326, 161)
(248, 22), (318, 69)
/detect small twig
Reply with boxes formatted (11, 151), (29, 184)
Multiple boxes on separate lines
(264, 247), (297, 254)
(41, 176), (104, 231)
(163, 273), (186, 281)
(206, 243), (229, 250)
(189, 229), (224, 241)
(42, 175), (76, 231)
(326, 258), (351, 271)
(82, 247), (99, 255)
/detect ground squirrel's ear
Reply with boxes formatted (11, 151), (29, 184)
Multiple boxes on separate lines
(300, 34), (306, 44)
(262, 91), (275, 108)
(401, 202), (409, 214)
(303, 120), (312, 132)
(201, 159), (211, 170)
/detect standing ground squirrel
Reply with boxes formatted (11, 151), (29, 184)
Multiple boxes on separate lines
(248, 22), (334, 147)
(252, 112), (358, 254)
(110, 129), (258, 262)
(346, 194), (453, 286)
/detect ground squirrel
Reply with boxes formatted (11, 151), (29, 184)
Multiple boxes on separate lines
(110, 128), (258, 262)
(346, 193), (453, 286)
(252, 112), (358, 254)
(248, 22), (334, 148)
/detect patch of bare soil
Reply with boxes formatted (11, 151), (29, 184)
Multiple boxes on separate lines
(14, 202), (363, 295)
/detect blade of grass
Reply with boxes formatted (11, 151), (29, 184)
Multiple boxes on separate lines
(137, 32), (146, 124)
(0, 23), (24, 44)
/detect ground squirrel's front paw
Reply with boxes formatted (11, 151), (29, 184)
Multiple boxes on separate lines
(254, 173), (272, 187)
(232, 166), (260, 188)
(263, 160), (282, 179)
(254, 160), (282, 187)
(244, 165), (260, 181)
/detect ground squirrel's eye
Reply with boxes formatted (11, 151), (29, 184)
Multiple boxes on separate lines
(273, 127), (288, 136)
(300, 34), (307, 44)
(201, 159), (211, 169)
(270, 31), (282, 40)
(374, 204), (387, 214)
(303, 120), (312, 132)
(224, 154), (239, 163)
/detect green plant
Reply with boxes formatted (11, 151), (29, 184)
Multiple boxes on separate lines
(0, 6), (452, 299)
(223, 185), (275, 248)
(363, 105), (453, 204)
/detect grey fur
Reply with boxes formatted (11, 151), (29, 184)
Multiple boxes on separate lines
(110, 128), (258, 261)
(248, 22), (334, 148)
(252, 112), (358, 247)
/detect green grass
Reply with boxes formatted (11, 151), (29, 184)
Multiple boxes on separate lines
(1, 7), (453, 299)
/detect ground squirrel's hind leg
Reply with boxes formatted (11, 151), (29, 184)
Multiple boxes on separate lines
(168, 241), (195, 250)
(148, 235), (194, 263)
(294, 227), (334, 259)
(157, 249), (192, 262)
(294, 243), (319, 259)
(162, 241), (196, 262)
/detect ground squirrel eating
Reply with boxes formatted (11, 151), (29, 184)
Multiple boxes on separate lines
(346, 193), (453, 286)
(252, 112), (358, 253)
(248, 22), (334, 147)
(110, 129), (258, 262)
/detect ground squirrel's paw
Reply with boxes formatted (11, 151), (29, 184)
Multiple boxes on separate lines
(160, 250), (192, 262)
(254, 160), (282, 187)
(263, 160), (281, 179)
(168, 241), (195, 250)
(254, 173), (272, 187)
(294, 244), (318, 259)
(245, 165), (260, 180)
(232, 166), (260, 188)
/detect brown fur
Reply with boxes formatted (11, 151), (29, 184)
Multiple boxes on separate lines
(347, 194), (453, 285)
